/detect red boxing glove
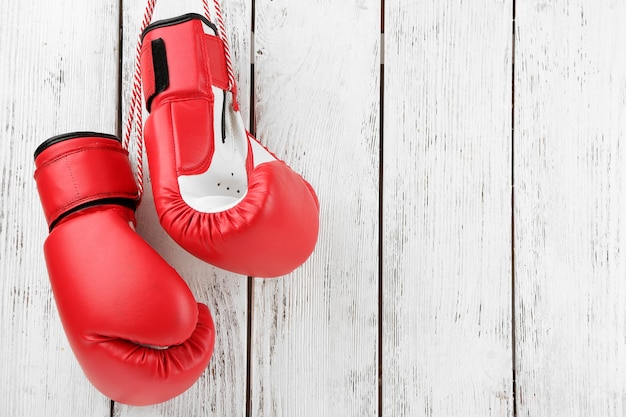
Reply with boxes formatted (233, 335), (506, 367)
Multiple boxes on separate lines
(34, 132), (215, 406)
(140, 14), (319, 278)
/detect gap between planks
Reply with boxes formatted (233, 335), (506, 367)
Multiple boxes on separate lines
(112, 3), (385, 415)
(511, 0), (517, 416)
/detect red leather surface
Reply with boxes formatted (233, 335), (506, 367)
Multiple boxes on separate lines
(170, 98), (215, 175)
(141, 16), (320, 277)
(34, 137), (137, 227)
(34, 135), (215, 405)
(141, 40), (156, 101)
(204, 35), (228, 90)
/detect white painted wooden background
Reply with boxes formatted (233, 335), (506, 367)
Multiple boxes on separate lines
(2, 0), (626, 416)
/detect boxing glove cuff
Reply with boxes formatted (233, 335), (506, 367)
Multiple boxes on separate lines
(34, 132), (139, 230)
(141, 13), (228, 112)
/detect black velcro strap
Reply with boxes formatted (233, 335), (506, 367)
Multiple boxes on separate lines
(146, 38), (170, 112)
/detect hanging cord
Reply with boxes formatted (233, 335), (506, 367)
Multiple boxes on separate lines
(202, 0), (213, 22)
(123, 0), (157, 198)
(211, 0), (238, 109)
(123, 0), (238, 198)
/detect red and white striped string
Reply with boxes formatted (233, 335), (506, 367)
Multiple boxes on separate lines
(202, 0), (212, 21)
(123, 0), (157, 197)
(123, 0), (236, 197)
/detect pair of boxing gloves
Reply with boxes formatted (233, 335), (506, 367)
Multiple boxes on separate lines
(34, 14), (319, 405)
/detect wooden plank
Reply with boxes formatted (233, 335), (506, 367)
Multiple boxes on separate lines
(382, 1), (513, 416)
(515, 2), (626, 416)
(0, 1), (119, 415)
(250, 1), (380, 416)
(116, 0), (250, 415)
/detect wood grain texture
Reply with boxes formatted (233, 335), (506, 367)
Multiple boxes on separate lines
(382, 1), (513, 416)
(0, 1), (119, 415)
(8, 1), (626, 415)
(514, 2), (626, 416)
(251, 1), (380, 416)
(116, 1), (251, 416)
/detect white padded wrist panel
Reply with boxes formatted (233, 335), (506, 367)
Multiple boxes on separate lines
(177, 87), (277, 213)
